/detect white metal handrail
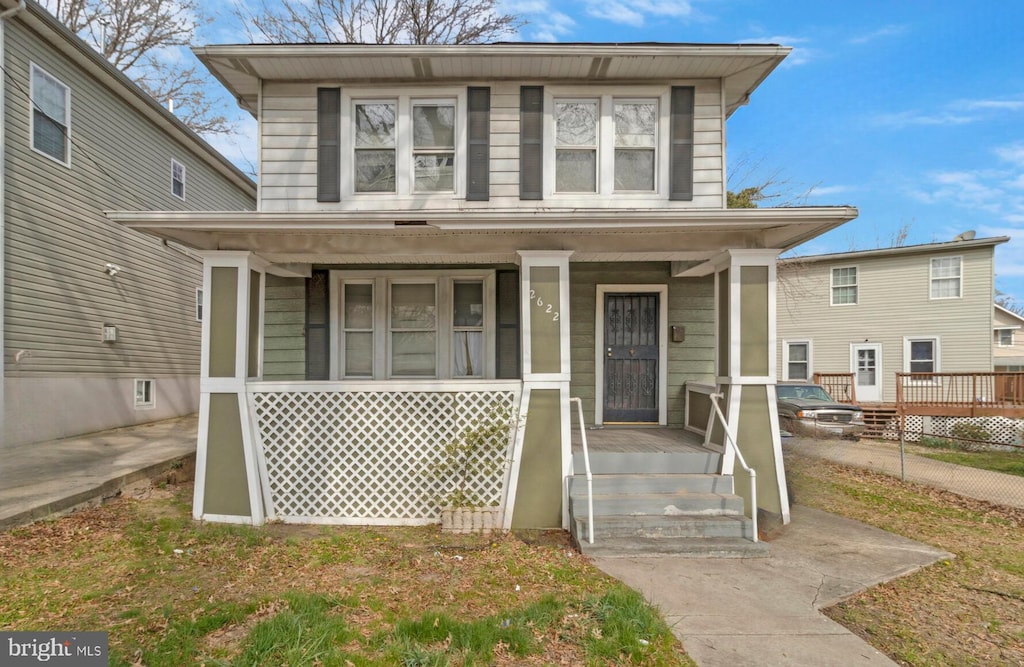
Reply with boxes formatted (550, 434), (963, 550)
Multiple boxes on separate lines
(569, 397), (595, 545)
(708, 392), (758, 542)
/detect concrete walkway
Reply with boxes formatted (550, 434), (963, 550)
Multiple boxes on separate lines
(595, 506), (953, 667)
(784, 437), (1024, 509)
(0, 415), (198, 531)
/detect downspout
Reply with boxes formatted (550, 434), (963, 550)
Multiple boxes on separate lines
(0, 1), (29, 441)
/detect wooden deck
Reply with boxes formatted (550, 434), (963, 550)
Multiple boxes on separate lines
(570, 427), (711, 454)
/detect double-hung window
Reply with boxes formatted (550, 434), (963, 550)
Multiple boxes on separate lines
(551, 93), (661, 195)
(783, 340), (811, 381)
(930, 256), (961, 299)
(905, 337), (939, 374)
(831, 266), (858, 305)
(333, 271), (492, 380)
(30, 63), (70, 165)
(348, 92), (461, 196)
(171, 159), (186, 199)
(996, 328), (1015, 347)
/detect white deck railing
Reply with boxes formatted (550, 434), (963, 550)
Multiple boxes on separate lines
(247, 381), (521, 524)
(569, 397), (595, 544)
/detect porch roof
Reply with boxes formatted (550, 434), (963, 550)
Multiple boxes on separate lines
(107, 207), (858, 272)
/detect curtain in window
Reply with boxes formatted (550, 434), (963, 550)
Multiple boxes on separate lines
(453, 332), (484, 377)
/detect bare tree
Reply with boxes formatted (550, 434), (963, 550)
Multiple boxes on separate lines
(235, 0), (524, 45)
(726, 153), (819, 209)
(39, 0), (232, 136)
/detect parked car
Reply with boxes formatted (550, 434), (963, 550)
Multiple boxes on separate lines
(776, 383), (865, 438)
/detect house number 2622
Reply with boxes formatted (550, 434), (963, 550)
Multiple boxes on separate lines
(529, 289), (560, 322)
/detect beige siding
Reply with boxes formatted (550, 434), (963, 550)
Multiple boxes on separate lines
(569, 263), (715, 428)
(263, 275), (306, 380)
(259, 79), (724, 211)
(776, 246), (996, 402)
(3, 20), (255, 380)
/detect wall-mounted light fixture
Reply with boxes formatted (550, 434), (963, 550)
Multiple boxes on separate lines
(102, 324), (118, 343)
(104, 263), (122, 276)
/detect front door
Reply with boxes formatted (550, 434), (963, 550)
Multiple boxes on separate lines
(603, 293), (659, 423)
(851, 343), (882, 403)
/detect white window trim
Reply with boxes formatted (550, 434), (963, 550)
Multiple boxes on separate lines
(782, 339), (813, 381)
(328, 269), (495, 381)
(171, 159), (186, 200)
(929, 255), (963, 300)
(29, 62), (71, 167)
(134, 378), (156, 409)
(830, 264), (859, 306)
(903, 335), (941, 383)
(339, 87), (467, 200)
(543, 86), (670, 202)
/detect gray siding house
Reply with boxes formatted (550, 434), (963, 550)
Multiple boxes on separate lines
(1, 0), (256, 446)
(112, 43), (857, 538)
(777, 235), (1007, 404)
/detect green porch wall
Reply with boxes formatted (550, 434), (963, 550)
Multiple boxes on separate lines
(263, 275), (306, 380)
(529, 266), (562, 374)
(568, 263), (715, 428)
(203, 393), (252, 517)
(511, 389), (563, 529)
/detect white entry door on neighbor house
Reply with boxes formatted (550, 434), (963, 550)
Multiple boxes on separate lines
(851, 343), (882, 403)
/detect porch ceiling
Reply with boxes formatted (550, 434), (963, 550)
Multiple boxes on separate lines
(107, 207), (858, 266)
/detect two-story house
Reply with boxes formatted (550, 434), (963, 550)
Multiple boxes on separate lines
(1, 0), (256, 446)
(110, 43), (857, 540)
(776, 235), (1008, 404)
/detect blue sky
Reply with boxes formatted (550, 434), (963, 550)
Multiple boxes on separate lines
(199, 0), (1024, 301)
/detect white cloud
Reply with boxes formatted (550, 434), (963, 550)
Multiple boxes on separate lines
(806, 184), (854, 197)
(738, 35), (814, 66)
(873, 97), (1024, 128)
(847, 24), (907, 45)
(582, 0), (696, 28)
(995, 143), (1024, 167)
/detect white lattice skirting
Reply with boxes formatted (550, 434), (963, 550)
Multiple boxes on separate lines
(250, 386), (520, 524)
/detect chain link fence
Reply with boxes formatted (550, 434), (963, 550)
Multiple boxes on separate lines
(782, 416), (1024, 510)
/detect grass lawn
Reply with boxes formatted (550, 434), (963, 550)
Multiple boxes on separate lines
(786, 451), (1024, 666)
(0, 483), (693, 666)
(914, 449), (1024, 478)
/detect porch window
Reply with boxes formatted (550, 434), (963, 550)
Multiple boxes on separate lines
(831, 266), (858, 305)
(30, 63), (70, 165)
(783, 340), (811, 381)
(390, 282), (437, 377)
(930, 256), (961, 299)
(333, 271), (494, 380)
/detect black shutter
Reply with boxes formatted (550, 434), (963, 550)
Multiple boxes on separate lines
(669, 86), (695, 201)
(519, 86), (543, 200)
(495, 270), (521, 379)
(467, 87), (490, 201)
(305, 270), (330, 380)
(317, 88), (341, 202)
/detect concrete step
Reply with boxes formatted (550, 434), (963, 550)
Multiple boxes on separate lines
(577, 535), (770, 558)
(574, 512), (754, 540)
(568, 473), (734, 496)
(573, 451), (721, 474)
(569, 491), (744, 517)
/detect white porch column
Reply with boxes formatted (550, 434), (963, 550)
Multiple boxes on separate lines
(712, 249), (790, 530)
(193, 252), (267, 525)
(507, 251), (572, 529)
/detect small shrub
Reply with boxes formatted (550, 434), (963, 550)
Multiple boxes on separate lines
(949, 421), (991, 444)
(918, 436), (955, 450)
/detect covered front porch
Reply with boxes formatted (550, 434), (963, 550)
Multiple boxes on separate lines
(109, 207), (857, 534)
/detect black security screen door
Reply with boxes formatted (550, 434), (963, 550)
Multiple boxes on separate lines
(604, 293), (659, 423)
